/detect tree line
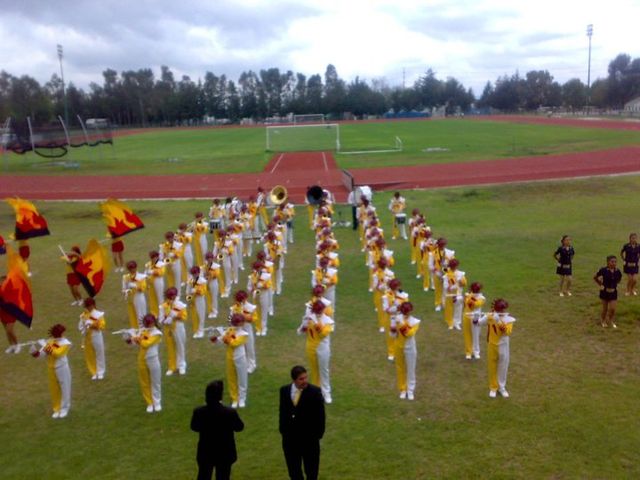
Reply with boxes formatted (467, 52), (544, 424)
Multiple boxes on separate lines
(1, 53), (639, 128)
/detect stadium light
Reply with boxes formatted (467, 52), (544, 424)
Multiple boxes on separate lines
(586, 24), (593, 114)
(57, 44), (69, 127)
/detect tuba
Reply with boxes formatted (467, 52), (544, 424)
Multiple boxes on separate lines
(269, 185), (288, 206)
(306, 185), (324, 205)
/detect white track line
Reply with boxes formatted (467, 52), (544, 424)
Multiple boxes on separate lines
(322, 152), (328, 171)
(270, 153), (285, 173)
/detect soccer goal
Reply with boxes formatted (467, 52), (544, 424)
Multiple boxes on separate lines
(293, 113), (325, 125)
(266, 123), (340, 152)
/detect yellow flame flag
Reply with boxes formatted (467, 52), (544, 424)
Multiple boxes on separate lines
(72, 239), (110, 297)
(0, 246), (33, 328)
(5, 197), (50, 240)
(99, 199), (144, 239)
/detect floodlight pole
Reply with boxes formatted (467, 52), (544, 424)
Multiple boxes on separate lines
(586, 24), (593, 115)
(57, 44), (69, 127)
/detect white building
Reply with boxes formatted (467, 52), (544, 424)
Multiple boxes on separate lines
(624, 96), (640, 113)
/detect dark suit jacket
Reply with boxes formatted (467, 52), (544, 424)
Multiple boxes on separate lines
(191, 402), (245, 464)
(279, 384), (325, 441)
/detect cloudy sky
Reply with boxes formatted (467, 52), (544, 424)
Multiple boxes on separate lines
(1, 0), (638, 94)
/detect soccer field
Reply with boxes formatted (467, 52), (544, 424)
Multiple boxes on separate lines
(2, 118), (640, 176)
(1, 176), (638, 479)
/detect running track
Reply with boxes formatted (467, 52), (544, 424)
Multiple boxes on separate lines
(1, 117), (640, 202)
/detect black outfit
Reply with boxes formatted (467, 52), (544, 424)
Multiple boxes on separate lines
(596, 267), (622, 301)
(191, 401), (244, 480)
(279, 383), (326, 480)
(555, 246), (574, 275)
(621, 243), (640, 274)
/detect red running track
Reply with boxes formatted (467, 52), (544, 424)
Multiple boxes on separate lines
(2, 147), (640, 202)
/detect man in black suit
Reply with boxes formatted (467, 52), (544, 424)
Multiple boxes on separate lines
(191, 380), (245, 480)
(279, 365), (326, 480)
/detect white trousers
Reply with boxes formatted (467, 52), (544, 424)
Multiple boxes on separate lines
(133, 292), (147, 327)
(316, 341), (331, 400)
(174, 322), (187, 371)
(91, 331), (106, 377)
(194, 296), (206, 333)
(235, 354), (248, 403)
(287, 222), (294, 243)
(183, 245), (194, 270)
(56, 364), (72, 414)
(171, 261), (182, 290)
(498, 342), (510, 390)
(230, 254), (239, 283)
(207, 279), (219, 316)
(472, 323), (482, 356)
(199, 236), (208, 260)
(152, 276), (164, 311)
(453, 297), (463, 328)
(404, 347), (417, 395)
(223, 257), (233, 292)
(242, 324), (256, 372)
(324, 286), (336, 314)
(146, 354), (162, 408)
(259, 290), (270, 333)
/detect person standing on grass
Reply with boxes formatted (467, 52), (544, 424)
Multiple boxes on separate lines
(553, 235), (574, 297)
(191, 380), (244, 480)
(593, 255), (623, 328)
(279, 365), (326, 480)
(620, 233), (640, 296)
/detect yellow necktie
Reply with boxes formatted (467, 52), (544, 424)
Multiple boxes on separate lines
(293, 389), (301, 406)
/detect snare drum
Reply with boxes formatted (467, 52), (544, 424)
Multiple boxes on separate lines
(395, 213), (407, 225)
(209, 220), (221, 233)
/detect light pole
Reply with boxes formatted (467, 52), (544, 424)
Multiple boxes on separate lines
(586, 24), (593, 114)
(57, 44), (69, 126)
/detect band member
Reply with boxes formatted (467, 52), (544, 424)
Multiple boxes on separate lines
(443, 258), (466, 330)
(388, 192), (407, 240)
(593, 256), (623, 328)
(230, 290), (257, 373)
(463, 282), (486, 359)
(298, 300), (334, 404)
(306, 285), (334, 319)
(477, 299), (515, 398)
(208, 198), (225, 240)
(110, 236), (125, 272)
(390, 302), (420, 400)
(78, 297), (106, 380)
(311, 257), (338, 313)
(408, 209), (422, 265)
(159, 287), (188, 375)
(61, 245), (83, 306)
(145, 250), (166, 317)
(247, 261), (272, 336)
(372, 258), (394, 332)
(211, 313), (248, 408)
(419, 227), (435, 291)
(432, 238), (455, 312)
(160, 231), (184, 291)
(203, 252), (221, 318)
(554, 235), (574, 297)
(256, 250), (275, 316)
(192, 212), (209, 267)
(256, 187), (269, 232)
(381, 278), (408, 361)
(239, 204), (254, 258)
(31, 323), (72, 418)
(126, 313), (163, 413)
(1, 292), (20, 353)
(284, 201), (296, 244)
(187, 266), (208, 339)
(122, 260), (148, 328)
(620, 233), (640, 296)
(265, 231), (285, 295)
(213, 230), (233, 297)
(178, 222), (195, 275)
(227, 225), (242, 285)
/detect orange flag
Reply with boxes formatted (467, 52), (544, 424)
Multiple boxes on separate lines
(73, 239), (110, 297)
(0, 246), (33, 328)
(99, 199), (144, 239)
(5, 197), (50, 240)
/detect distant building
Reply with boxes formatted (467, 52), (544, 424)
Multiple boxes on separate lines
(624, 96), (640, 113)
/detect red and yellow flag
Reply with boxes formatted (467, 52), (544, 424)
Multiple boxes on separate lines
(0, 246), (33, 328)
(99, 199), (144, 239)
(5, 197), (50, 240)
(73, 239), (110, 297)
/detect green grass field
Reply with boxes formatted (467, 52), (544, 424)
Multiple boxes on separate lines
(3, 119), (639, 176)
(1, 177), (638, 479)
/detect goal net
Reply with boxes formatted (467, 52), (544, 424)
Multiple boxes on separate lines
(266, 123), (340, 152)
(293, 113), (325, 124)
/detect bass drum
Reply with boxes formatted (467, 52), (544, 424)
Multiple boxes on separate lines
(355, 185), (372, 202)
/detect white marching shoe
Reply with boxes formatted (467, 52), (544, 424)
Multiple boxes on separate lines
(146, 405), (154, 413)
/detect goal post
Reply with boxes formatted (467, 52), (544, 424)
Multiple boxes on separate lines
(266, 123), (340, 152)
(293, 113), (325, 125)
